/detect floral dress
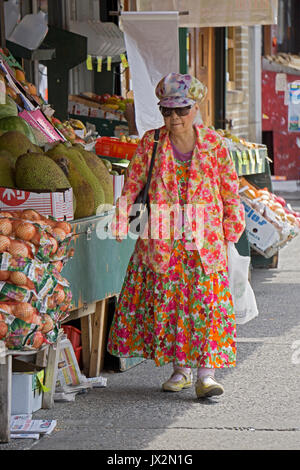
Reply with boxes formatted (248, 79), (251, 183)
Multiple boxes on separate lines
(107, 156), (236, 369)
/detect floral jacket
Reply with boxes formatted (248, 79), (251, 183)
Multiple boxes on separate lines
(111, 124), (245, 275)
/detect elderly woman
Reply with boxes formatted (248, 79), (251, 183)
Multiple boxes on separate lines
(107, 73), (245, 399)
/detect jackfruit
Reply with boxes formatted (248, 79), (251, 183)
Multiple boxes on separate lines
(0, 130), (37, 163)
(0, 149), (16, 168)
(46, 143), (105, 214)
(0, 158), (15, 188)
(15, 152), (71, 191)
(45, 152), (94, 219)
(73, 145), (114, 208)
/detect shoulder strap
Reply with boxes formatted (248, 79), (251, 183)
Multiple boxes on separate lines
(142, 128), (160, 204)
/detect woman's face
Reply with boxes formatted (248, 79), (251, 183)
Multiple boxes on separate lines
(163, 103), (199, 136)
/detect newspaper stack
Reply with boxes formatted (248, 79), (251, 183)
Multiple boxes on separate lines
(10, 414), (56, 439)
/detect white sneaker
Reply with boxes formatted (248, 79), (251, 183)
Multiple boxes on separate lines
(195, 376), (224, 398)
(162, 370), (193, 392)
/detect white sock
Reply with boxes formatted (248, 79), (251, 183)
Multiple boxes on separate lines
(170, 366), (191, 383)
(197, 367), (215, 380)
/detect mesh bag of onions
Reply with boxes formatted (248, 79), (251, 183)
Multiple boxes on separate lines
(0, 209), (74, 350)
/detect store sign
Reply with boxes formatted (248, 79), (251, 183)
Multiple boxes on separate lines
(288, 81), (300, 132)
(136, 0), (278, 27)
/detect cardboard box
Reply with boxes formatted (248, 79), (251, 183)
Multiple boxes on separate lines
(68, 95), (125, 121)
(11, 359), (45, 414)
(0, 186), (73, 221)
(242, 200), (280, 252)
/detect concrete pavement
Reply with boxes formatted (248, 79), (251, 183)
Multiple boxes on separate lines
(1, 195), (300, 451)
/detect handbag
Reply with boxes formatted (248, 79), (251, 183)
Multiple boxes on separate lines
(227, 242), (259, 324)
(128, 128), (160, 235)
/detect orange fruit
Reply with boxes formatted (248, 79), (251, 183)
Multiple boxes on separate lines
(55, 221), (72, 234)
(0, 235), (10, 253)
(30, 331), (44, 349)
(9, 271), (28, 286)
(9, 240), (29, 258)
(15, 69), (25, 82)
(41, 314), (54, 333)
(0, 270), (10, 281)
(52, 227), (66, 241)
(15, 222), (36, 241)
(0, 321), (8, 339)
(0, 218), (12, 236)
(21, 209), (40, 221)
(54, 286), (65, 303)
(0, 302), (13, 314)
(14, 302), (35, 323)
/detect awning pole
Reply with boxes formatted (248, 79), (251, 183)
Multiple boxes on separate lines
(109, 10), (189, 16)
(0, 0), (6, 48)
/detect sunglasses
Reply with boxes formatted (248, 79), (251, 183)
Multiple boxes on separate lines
(159, 105), (192, 117)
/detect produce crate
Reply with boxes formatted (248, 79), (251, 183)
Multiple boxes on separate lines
(68, 114), (128, 137)
(62, 325), (81, 349)
(95, 137), (138, 160)
(243, 159), (278, 268)
(0, 186), (73, 221)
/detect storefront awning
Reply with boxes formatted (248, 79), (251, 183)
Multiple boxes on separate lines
(136, 0), (278, 27)
(68, 20), (126, 61)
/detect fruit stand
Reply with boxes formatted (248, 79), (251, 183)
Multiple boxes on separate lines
(0, 46), (140, 443)
(1, 33), (300, 444)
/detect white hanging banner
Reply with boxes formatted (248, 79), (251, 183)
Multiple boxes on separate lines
(136, 0), (278, 27)
(120, 12), (179, 138)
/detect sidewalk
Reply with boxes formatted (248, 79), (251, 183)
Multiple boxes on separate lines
(2, 227), (300, 451)
(271, 179), (300, 204)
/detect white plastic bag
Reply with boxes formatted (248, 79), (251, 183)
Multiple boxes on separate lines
(227, 242), (259, 325)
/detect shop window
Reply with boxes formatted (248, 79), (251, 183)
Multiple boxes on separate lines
(226, 27), (235, 91)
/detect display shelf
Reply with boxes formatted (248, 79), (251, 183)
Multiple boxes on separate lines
(0, 335), (61, 443)
(5, 40), (56, 61)
(68, 114), (128, 137)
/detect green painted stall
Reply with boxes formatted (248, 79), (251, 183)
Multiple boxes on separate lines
(61, 211), (140, 373)
(62, 211), (136, 309)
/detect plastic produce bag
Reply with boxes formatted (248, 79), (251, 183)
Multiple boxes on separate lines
(227, 242), (258, 325)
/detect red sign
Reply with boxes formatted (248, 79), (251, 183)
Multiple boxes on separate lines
(0, 188), (30, 206)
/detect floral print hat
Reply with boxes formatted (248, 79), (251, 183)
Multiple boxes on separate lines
(155, 73), (207, 108)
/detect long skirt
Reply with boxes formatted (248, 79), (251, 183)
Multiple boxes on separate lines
(107, 238), (236, 369)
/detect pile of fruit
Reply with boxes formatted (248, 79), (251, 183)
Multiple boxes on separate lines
(0, 126), (114, 219)
(119, 134), (140, 145)
(0, 51), (44, 108)
(216, 128), (264, 152)
(239, 176), (300, 233)
(0, 47), (87, 145)
(80, 92), (134, 112)
(0, 209), (74, 350)
(50, 117), (89, 144)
